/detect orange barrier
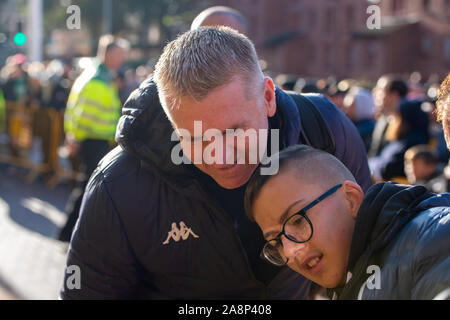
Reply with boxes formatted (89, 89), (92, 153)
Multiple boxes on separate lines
(0, 101), (83, 188)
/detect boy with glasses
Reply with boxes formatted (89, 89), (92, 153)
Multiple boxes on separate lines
(245, 144), (450, 299)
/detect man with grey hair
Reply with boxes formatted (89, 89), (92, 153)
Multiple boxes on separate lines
(61, 27), (370, 299)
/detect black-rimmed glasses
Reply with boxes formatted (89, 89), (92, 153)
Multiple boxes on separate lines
(261, 184), (343, 266)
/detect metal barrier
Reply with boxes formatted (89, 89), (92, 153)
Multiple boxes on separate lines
(0, 101), (83, 188)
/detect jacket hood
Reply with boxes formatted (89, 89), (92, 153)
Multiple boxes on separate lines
(115, 77), (196, 188)
(329, 182), (443, 299)
(347, 182), (437, 272)
(398, 99), (429, 135)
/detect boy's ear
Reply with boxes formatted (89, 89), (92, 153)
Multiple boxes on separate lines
(342, 181), (364, 220)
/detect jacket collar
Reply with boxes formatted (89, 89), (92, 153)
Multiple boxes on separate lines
(272, 87), (302, 149)
(329, 182), (434, 299)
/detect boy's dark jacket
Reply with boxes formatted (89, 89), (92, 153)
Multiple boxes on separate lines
(61, 78), (370, 299)
(330, 182), (450, 300)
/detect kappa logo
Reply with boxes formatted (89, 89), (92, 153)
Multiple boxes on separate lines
(162, 221), (199, 245)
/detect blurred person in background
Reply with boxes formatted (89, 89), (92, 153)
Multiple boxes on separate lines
(58, 35), (129, 242)
(32, 59), (74, 179)
(343, 87), (376, 152)
(369, 76), (409, 158)
(369, 98), (430, 182)
(191, 6), (248, 35)
(405, 145), (440, 184)
(0, 87), (5, 136)
(26, 61), (45, 106)
(294, 78), (319, 94)
(41, 59), (73, 111)
(325, 79), (351, 111)
(274, 74), (297, 91)
(114, 69), (126, 105)
(407, 72), (427, 101)
(404, 145), (448, 193)
(0, 54), (29, 103)
(0, 54), (31, 158)
(115, 65), (148, 105)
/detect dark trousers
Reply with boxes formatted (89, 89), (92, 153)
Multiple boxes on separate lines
(58, 139), (111, 242)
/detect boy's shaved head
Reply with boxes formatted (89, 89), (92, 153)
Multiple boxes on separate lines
(245, 145), (356, 220)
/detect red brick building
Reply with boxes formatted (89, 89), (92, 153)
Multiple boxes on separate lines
(210, 0), (450, 80)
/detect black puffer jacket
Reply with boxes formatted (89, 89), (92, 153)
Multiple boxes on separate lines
(60, 78), (370, 299)
(330, 182), (450, 300)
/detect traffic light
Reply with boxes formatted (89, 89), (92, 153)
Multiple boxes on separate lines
(13, 32), (26, 46)
(13, 21), (26, 46)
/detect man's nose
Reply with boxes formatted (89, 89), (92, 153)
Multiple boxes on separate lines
(208, 136), (236, 167)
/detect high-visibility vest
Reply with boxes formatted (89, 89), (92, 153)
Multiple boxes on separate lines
(64, 62), (121, 142)
(0, 89), (5, 133)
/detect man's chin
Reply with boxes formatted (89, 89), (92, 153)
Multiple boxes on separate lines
(212, 168), (254, 189)
(214, 176), (248, 189)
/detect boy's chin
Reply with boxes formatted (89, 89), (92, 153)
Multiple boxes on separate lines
(322, 272), (348, 289)
(305, 270), (347, 290)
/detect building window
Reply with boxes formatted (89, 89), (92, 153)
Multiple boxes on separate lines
(365, 42), (377, 67)
(422, 36), (432, 55)
(348, 44), (358, 70)
(308, 7), (317, 30)
(392, 0), (405, 13)
(345, 5), (355, 30)
(444, 36), (450, 61)
(324, 7), (336, 33)
(308, 42), (316, 65)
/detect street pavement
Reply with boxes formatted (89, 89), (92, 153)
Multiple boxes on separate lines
(0, 167), (71, 300)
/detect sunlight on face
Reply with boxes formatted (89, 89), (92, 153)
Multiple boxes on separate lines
(168, 76), (275, 189)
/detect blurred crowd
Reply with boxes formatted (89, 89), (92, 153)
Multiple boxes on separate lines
(0, 52), (151, 177)
(0, 52), (152, 109)
(273, 72), (450, 193)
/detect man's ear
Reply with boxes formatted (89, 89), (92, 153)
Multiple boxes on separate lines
(342, 181), (364, 220)
(263, 77), (277, 117)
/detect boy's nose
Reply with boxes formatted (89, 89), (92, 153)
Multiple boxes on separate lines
(280, 235), (307, 261)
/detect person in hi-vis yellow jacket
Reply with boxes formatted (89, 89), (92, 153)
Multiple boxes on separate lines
(0, 88), (5, 134)
(59, 35), (129, 242)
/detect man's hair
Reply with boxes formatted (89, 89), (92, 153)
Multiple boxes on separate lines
(404, 145), (438, 165)
(154, 26), (263, 112)
(244, 145), (356, 221)
(97, 34), (129, 61)
(436, 73), (450, 122)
